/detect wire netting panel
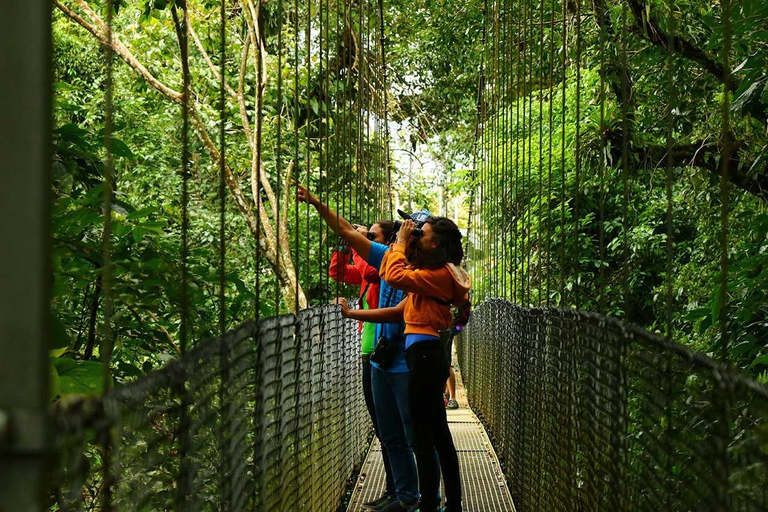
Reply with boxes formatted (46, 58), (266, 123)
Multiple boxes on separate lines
(457, 299), (768, 512)
(50, 304), (371, 511)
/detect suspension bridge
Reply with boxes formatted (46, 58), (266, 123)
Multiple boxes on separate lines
(2, 0), (767, 511)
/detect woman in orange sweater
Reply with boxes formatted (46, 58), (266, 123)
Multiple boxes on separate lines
(339, 216), (469, 512)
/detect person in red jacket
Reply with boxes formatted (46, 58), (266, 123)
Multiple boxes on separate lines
(328, 221), (399, 510)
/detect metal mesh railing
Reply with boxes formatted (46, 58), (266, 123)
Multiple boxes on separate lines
(50, 304), (371, 511)
(457, 299), (768, 512)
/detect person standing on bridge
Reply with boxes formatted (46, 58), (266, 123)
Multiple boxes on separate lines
(337, 216), (469, 512)
(328, 222), (400, 509)
(297, 184), (420, 511)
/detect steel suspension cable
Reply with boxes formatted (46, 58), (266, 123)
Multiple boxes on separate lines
(252, 0), (266, 503)
(378, 0), (392, 216)
(294, 0), (301, 313)
(559, 0), (567, 304)
(100, 0), (116, 507)
(598, 0), (607, 312)
(502, 0), (511, 300)
(175, 0), (194, 505)
(665, 0), (676, 341)
(520, 0), (528, 305)
(493, 0), (500, 298)
(620, 0), (630, 320)
(573, 0), (582, 307)
(537, 0), (545, 307)
(215, 0), (231, 504)
(719, 0), (732, 364)
(546, 0), (555, 307)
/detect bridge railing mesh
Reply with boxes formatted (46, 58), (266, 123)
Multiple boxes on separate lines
(457, 299), (768, 512)
(50, 304), (371, 511)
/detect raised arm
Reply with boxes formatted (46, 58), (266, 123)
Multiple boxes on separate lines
(335, 297), (405, 323)
(297, 184), (372, 260)
(380, 247), (452, 300)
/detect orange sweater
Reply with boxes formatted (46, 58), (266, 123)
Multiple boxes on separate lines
(380, 242), (471, 337)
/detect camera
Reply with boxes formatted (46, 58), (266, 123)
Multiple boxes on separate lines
(388, 209), (431, 243)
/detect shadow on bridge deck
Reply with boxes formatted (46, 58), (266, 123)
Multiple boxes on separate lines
(346, 367), (516, 512)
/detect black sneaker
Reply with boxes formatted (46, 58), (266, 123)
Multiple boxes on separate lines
(377, 500), (418, 512)
(364, 493), (394, 510)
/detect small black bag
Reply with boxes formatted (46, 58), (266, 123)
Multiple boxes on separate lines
(370, 336), (398, 368)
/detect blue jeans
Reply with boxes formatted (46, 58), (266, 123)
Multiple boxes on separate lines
(363, 360), (395, 496)
(371, 366), (419, 504)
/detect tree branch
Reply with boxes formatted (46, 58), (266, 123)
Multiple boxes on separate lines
(613, 133), (768, 201)
(625, 0), (766, 125)
(55, 0), (183, 103)
(187, 18), (237, 98)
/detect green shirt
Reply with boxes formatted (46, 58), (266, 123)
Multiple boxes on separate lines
(360, 299), (376, 355)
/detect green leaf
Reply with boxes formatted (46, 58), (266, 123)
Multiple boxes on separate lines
(133, 227), (146, 243)
(50, 364), (61, 401)
(117, 361), (143, 378)
(50, 315), (71, 349)
(49, 347), (68, 358)
(310, 98), (319, 115)
(51, 359), (106, 395)
(107, 138), (134, 158)
(732, 79), (764, 112)
(126, 206), (159, 220)
(750, 353), (768, 367)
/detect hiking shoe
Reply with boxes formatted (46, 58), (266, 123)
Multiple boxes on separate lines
(446, 399), (459, 409)
(377, 500), (418, 512)
(364, 493), (394, 510)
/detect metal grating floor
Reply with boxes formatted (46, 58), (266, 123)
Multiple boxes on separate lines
(346, 368), (516, 512)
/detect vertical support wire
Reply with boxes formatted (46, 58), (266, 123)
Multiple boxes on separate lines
(482, 0), (488, 301)
(719, 0), (732, 364)
(513, 0), (520, 303)
(290, 0), (303, 504)
(573, 0), (581, 308)
(332, 0), (341, 304)
(496, 0), (501, 298)
(378, 0), (392, 216)
(537, 0), (545, 307)
(252, 0), (266, 506)
(277, 0), (284, 313)
(294, 0), (302, 313)
(305, 0), (312, 304)
(170, 0), (194, 506)
(467, 67), (483, 296)
(216, 0), (230, 506)
(546, 0), (555, 307)
(717, 1), (733, 504)
(665, 0), (676, 343)
(100, 0), (116, 508)
(664, 3), (678, 494)
(501, 0), (510, 300)
(526, 0), (534, 307)
(559, 0), (567, 305)
(597, 0), (607, 313)
(520, 0), (528, 305)
(620, 0), (630, 321)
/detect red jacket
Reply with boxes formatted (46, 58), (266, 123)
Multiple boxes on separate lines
(329, 249), (381, 329)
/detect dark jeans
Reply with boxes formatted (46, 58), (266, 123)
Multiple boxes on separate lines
(371, 366), (419, 504)
(406, 340), (462, 511)
(363, 358), (395, 496)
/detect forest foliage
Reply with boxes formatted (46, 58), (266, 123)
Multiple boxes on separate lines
(49, 0), (767, 401)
